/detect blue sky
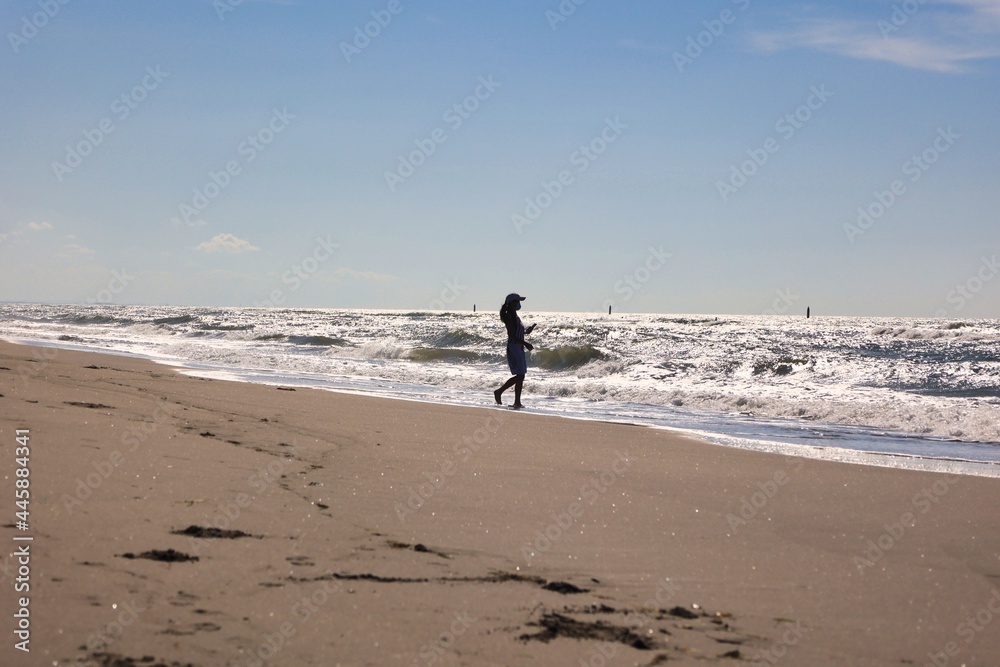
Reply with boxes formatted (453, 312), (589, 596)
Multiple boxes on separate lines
(1, 0), (998, 316)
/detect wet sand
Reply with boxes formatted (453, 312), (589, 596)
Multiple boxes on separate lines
(1, 339), (999, 666)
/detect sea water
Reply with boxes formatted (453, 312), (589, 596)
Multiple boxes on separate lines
(2, 303), (999, 476)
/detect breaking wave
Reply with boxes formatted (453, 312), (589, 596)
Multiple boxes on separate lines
(532, 344), (609, 370)
(407, 347), (484, 363)
(3, 304), (999, 454)
(287, 335), (350, 347)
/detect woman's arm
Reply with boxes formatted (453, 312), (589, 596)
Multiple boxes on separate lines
(504, 315), (518, 340)
(504, 317), (533, 349)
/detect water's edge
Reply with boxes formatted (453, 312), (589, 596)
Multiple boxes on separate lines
(9, 336), (996, 478)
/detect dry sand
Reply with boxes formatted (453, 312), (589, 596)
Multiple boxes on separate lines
(1, 339), (999, 666)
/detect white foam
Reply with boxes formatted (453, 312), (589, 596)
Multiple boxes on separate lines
(3, 305), (999, 468)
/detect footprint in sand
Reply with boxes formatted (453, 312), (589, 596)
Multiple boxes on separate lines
(169, 591), (200, 607)
(160, 621), (222, 635)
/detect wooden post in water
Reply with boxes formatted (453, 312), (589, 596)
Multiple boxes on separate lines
(807, 307), (810, 318)
(608, 305), (612, 315)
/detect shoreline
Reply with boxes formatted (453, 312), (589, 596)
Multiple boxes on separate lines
(10, 335), (1000, 479)
(2, 339), (1000, 665)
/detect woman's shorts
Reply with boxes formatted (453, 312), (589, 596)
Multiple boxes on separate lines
(506, 343), (527, 375)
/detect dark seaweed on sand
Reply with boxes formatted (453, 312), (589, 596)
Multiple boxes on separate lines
(519, 612), (659, 649)
(172, 525), (255, 539)
(542, 581), (587, 594)
(87, 653), (196, 667)
(667, 605), (701, 619)
(119, 549), (199, 563)
(303, 570), (588, 594)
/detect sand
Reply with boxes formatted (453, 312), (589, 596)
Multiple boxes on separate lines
(1, 339), (999, 666)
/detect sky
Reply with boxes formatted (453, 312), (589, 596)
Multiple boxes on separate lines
(1, 0), (998, 317)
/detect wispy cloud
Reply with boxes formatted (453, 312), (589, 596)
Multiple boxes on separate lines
(56, 242), (95, 259)
(949, 0), (1000, 24)
(2, 220), (53, 242)
(751, 1), (1000, 73)
(194, 233), (260, 254)
(334, 267), (396, 283)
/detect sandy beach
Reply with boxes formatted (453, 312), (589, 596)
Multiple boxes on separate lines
(1, 339), (999, 666)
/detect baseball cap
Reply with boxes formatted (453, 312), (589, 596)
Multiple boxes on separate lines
(505, 293), (526, 304)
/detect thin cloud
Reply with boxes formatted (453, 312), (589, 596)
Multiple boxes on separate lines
(194, 233), (260, 254)
(334, 267), (396, 283)
(56, 243), (95, 259)
(949, 0), (1000, 23)
(751, 2), (1000, 73)
(2, 220), (53, 243)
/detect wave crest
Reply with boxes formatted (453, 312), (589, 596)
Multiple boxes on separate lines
(407, 347), (483, 363)
(752, 356), (813, 376)
(429, 329), (489, 347)
(532, 344), (608, 370)
(287, 335), (349, 347)
(153, 315), (197, 326)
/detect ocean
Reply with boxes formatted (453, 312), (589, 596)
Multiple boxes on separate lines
(3, 303), (999, 477)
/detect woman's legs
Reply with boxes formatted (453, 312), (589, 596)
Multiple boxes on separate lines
(495, 374), (525, 406)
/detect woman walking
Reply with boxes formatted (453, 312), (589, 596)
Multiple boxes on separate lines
(495, 292), (535, 409)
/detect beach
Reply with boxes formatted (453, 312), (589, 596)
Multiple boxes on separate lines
(2, 339), (999, 666)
